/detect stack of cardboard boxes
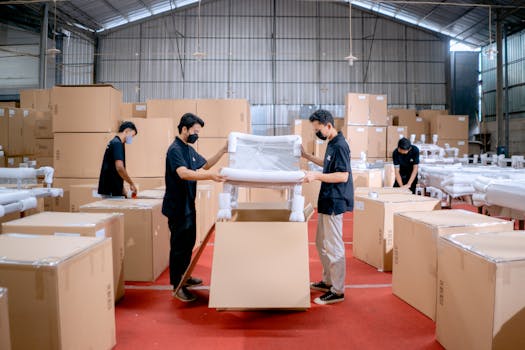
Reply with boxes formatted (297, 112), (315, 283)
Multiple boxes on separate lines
(0, 106), (36, 168)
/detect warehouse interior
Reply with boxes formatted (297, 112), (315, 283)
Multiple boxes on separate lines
(1, 1), (525, 349)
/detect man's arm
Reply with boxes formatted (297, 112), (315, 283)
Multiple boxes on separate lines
(303, 171), (349, 184)
(202, 142), (227, 170)
(301, 146), (324, 167)
(394, 167), (404, 187)
(177, 166), (225, 182)
(405, 164), (418, 188)
(115, 160), (137, 193)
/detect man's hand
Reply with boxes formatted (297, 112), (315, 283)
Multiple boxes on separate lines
(401, 184), (410, 189)
(130, 183), (138, 194)
(210, 173), (226, 182)
(221, 142), (228, 154)
(302, 171), (319, 183)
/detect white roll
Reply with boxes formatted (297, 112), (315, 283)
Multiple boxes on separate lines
(19, 197), (37, 212)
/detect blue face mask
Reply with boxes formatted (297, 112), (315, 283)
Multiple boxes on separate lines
(125, 135), (133, 144)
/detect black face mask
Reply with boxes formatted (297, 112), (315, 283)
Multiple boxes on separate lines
(187, 133), (199, 144)
(316, 130), (327, 141)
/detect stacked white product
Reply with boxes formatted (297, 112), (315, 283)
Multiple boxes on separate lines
(218, 132), (305, 222)
(473, 176), (525, 211)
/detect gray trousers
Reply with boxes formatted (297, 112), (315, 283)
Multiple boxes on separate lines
(316, 213), (346, 295)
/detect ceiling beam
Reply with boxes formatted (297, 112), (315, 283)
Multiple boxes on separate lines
(136, 0), (154, 15)
(101, 0), (130, 22)
(416, 0), (447, 25)
(440, 6), (476, 31)
(61, 1), (104, 30)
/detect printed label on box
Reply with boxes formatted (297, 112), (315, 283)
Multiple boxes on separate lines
(376, 128), (383, 133)
(358, 95), (366, 100)
(416, 117), (423, 122)
(355, 201), (365, 211)
(0, 109), (4, 117)
(458, 141), (465, 146)
(357, 127), (365, 132)
(377, 96), (384, 101)
(295, 120), (301, 125)
(135, 105), (147, 111)
(458, 116), (465, 122)
(9, 109), (15, 116)
(23, 110), (29, 117)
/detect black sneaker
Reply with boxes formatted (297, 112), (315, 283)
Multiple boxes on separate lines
(314, 291), (345, 305)
(184, 276), (203, 287)
(173, 286), (197, 302)
(310, 281), (332, 292)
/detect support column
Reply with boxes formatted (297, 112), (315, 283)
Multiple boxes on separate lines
(495, 10), (505, 155)
(39, 3), (49, 88)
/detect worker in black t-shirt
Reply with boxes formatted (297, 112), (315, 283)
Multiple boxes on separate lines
(392, 137), (420, 194)
(98, 121), (138, 197)
(301, 109), (353, 306)
(163, 113), (227, 302)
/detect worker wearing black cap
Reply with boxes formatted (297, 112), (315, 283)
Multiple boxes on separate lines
(392, 137), (419, 194)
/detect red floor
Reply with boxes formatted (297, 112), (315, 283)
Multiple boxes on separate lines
(115, 210), (448, 350)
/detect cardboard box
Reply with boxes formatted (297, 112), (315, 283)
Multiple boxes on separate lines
(0, 108), (8, 153)
(343, 125), (368, 159)
(334, 118), (345, 131)
(53, 133), (113, 178)
(52, 85), (122, 133)
(314, 139), (327, 158)
(22, 109), (36, 155)
(7, 109), (23, 155)
(354, 187), (411, 196)
(0, 102), (17, 108)
(195, 137), (228, 170)
(390, 109), (428, 138)
(0, 287), (11, 350)
(367, 126), (387, 158)
(387, 126), (407, 156)
(34, 111), (53, 138)
(248, 188), (288, 203)
(80, 199), (170, 282)
(353, 194), (440, 272)
(209, 203), (313, 309)
(196, 99), (250, 138)
(195, 181), (218, 248)
(69, 184), (99, 212)
(34, 138), (53, 157)
(384, 163), (395, 187)
(418, 109), (448, 121)
(294, 119), (315, 155)
(436, 231), (525, 350)
(146, 99), (197, 119)
(352, 169), (383, 188)
(125, 118), (173, 177)
(2, 212), (126, 302)
(302, 180), (321, 208)
(35, 156), (53, 167)
(431, 115), (468, 140)
(393, 210), (514, 320)
(20, 89), (51, 111)
(369, 94), (388, 125)
(344, 93), (369, 125)
(438, 138), (468, 156)
(120, 103), (147, 119)
(0, 234), (115, 350)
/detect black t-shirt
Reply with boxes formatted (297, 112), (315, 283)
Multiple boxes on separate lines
(162, 137), (207, 220)
(392, 145), (420, 180)
(318, 132), (354, 215)
(98, 136), (125, 196)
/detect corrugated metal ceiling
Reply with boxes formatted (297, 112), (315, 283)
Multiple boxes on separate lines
(13, 0), (525, 46)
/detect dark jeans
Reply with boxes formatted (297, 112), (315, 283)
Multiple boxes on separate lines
(168, 213), (197, 288)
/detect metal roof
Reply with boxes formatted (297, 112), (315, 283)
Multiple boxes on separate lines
(5, 0), (525, 46)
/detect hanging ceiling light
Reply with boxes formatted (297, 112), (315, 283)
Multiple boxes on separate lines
(192, 0), (206, 60)
(344, 1), (357, 66)
(483, 6), (497, 61)
(46, 0), (62, 58)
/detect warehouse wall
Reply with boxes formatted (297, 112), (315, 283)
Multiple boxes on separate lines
(97, 0), (448, 135)
(481, 28), (525, 155)
(60, 32), (95, 85)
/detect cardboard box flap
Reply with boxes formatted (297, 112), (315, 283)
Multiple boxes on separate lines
(0, 234), (104, 265)
(368, 193), (439, 204)
(232, 202), (313, 222)
(443, 231), (525, 262)
(396, 209), (511, 228)
(2, 212), (122, 228)
(80, 198), (162, 210)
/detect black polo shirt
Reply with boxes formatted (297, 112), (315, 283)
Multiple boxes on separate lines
(318, 132), (354, 215)
(98, 136), (125, 196)
(392, 145), (420, 180)
(162, 137), (207, 220)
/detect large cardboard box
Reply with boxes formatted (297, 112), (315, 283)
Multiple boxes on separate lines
(353, 194), (440, 272)
(34, 111), (53, 138)
(314, 139), (327, 159)
(248, 188), (288, 203)
(195, 137), (228, 170)
(7, 109), (23, 156)
(430, 115), (468, 139)
(35, 156), (53, 168)
(2, 212), (126, 302)
(146, 99), (197, 119)
(438, 138), (468, 156)
(80, 199), (169, 282)
(354, 187), (411, 196)
(0, 234), (115, 350)
(52, 85), (122, 133)
(418, 109), (448, 121)
(293, 119), (315, 156)
(352, 169), (383, 188)
(22, 109), (35, 155)
(209, 203), (313, 309)
(390, 109), (428, 137)
(367, 126), (387, 158)
(387, 126), (407, 156)
(125, 118), (173, 177)
(34, 138), (53, 157)
(20, 89), (51, 111)
(388, 109), (416, 122)
(195, 181), (218, 248)
(196, 99), (250, 138)
(393, 210), (514, 320)
(384, 163), (396, 187)
(369, 94), (388, 125)
(0, 287), (11, 350)
(343, 125), (368, 159)
(436, 231), (525, 350)
(120, 103), (147, 119)
(344, 93), (369, 125)
(0, 108), (8, 152)
(53, 133), (113, 178)
(302, 181), (321, 208)
(69, 184), (98, 212)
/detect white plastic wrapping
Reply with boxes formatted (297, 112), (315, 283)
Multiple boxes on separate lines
(220, 168), (305, 184)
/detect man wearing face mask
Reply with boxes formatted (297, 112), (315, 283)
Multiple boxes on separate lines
(163, 113), (227, 302)
(98, 121), (138, 198)
(301, 109), (353, 305)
